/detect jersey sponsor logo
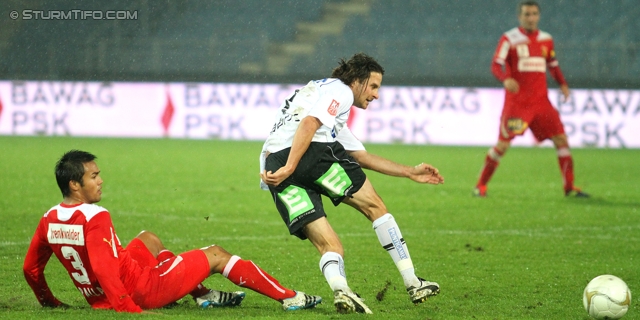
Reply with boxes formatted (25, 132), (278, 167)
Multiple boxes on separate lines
(517, 57), (546, 72)
(327, 99), (339, 116)
(277, 186), (314, 223)
(48, 224), (84, 245)
(541, 46), (548, 59)
(506, 117), (528, 135)
(314, 163), (352, 198)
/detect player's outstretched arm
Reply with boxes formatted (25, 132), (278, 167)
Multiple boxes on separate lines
(348, 150), (444, 184)
(23, 221), (68, 308)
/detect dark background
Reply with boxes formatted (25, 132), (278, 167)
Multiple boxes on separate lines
(1, 0), (638, 88)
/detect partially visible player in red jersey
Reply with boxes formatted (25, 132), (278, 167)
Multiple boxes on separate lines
(23, 150), (322, 313)
(474, 1), (589, 198)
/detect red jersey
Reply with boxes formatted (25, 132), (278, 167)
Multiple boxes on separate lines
(492, 27), (567, 107)
(23, 203), (143, 313)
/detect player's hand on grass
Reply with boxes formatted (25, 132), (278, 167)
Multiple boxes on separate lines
(260, 166), (293, 187)
(503, 78), (519, 93)
(42, 300), (70, 309)
(57, 302), (71, 309)
(409, 163), (444, 184)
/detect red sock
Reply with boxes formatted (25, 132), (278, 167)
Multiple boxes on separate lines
(157, 249), (210, 298)
(477, 147), (503, 187)
(223, 256), (296, 302)
(557, 147), (574, 192)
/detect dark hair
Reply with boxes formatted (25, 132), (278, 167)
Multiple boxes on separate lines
(331, 52), (385, 86)
(518, 1), (540, 14)
(55, 150), (97, 197)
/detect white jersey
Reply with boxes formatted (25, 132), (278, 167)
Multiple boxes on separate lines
(259, 78), (365, 189)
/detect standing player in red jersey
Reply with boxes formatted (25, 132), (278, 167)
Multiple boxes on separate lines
(23, 150), (321, 313)
(474, 1), (589, 198)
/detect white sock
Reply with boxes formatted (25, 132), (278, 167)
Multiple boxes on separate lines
(319, 251), (350, 292)
(373, 213), (420, 288)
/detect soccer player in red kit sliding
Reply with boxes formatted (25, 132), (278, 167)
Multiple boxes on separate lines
(23, 150), (321, 313)
(474, 1), (589, 198)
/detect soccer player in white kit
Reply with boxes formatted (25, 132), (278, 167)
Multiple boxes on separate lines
(259, 53), (444, 314)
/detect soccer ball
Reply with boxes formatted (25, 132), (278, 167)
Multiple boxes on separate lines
(583, 275), (632, 319)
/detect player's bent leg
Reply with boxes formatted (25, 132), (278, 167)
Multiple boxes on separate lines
(201, 245), (233, 273)
(496, 139), (510, 154)
(475, 140), (510, 197)
(341, 178), (387, 222)
(220, 254), (322, 310)
(127, 234), (222, 304)
(550, 134), (590, 197)
(371, 213), (440, 304)
(137, 250), (214, 309)
(304, 218), (349, 292)
(134, 230), (165, 257)
(192, 246), (246, 308)
(303, 218), (368, 313)
(126, 237), (161, 268)
(550, 133), (569, 147)
(303, 217), (344, 256)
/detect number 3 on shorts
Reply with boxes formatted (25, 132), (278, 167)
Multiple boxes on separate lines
(315, 163), (352, 198)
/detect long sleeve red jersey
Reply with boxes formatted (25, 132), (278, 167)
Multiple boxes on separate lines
(23, 203), (143, 313)
(491, 26), (567, 107)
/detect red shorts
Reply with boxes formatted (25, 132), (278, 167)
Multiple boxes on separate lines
(498, 99), (565, 142)
(125, 238), (210, 309)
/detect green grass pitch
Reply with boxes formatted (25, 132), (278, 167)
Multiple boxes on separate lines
(1, 136), (638, 319)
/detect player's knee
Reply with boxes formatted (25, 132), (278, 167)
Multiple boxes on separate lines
(360, 198), (387, 221)
(496, 141), (510, 154)
(304, 224), (344, 256)
(135, 231), (165, 254)
(201, 245), (232, 273)
(136, 230), (152, 238)
(202, 244), (228, 254)
(350, 188), (387, 219)
(552, 134), (569, 147)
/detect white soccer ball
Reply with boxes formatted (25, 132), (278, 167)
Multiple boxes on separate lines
(583, 275), (632, 319)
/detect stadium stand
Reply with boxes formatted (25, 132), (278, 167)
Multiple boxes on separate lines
(0, 0), (637, 88)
